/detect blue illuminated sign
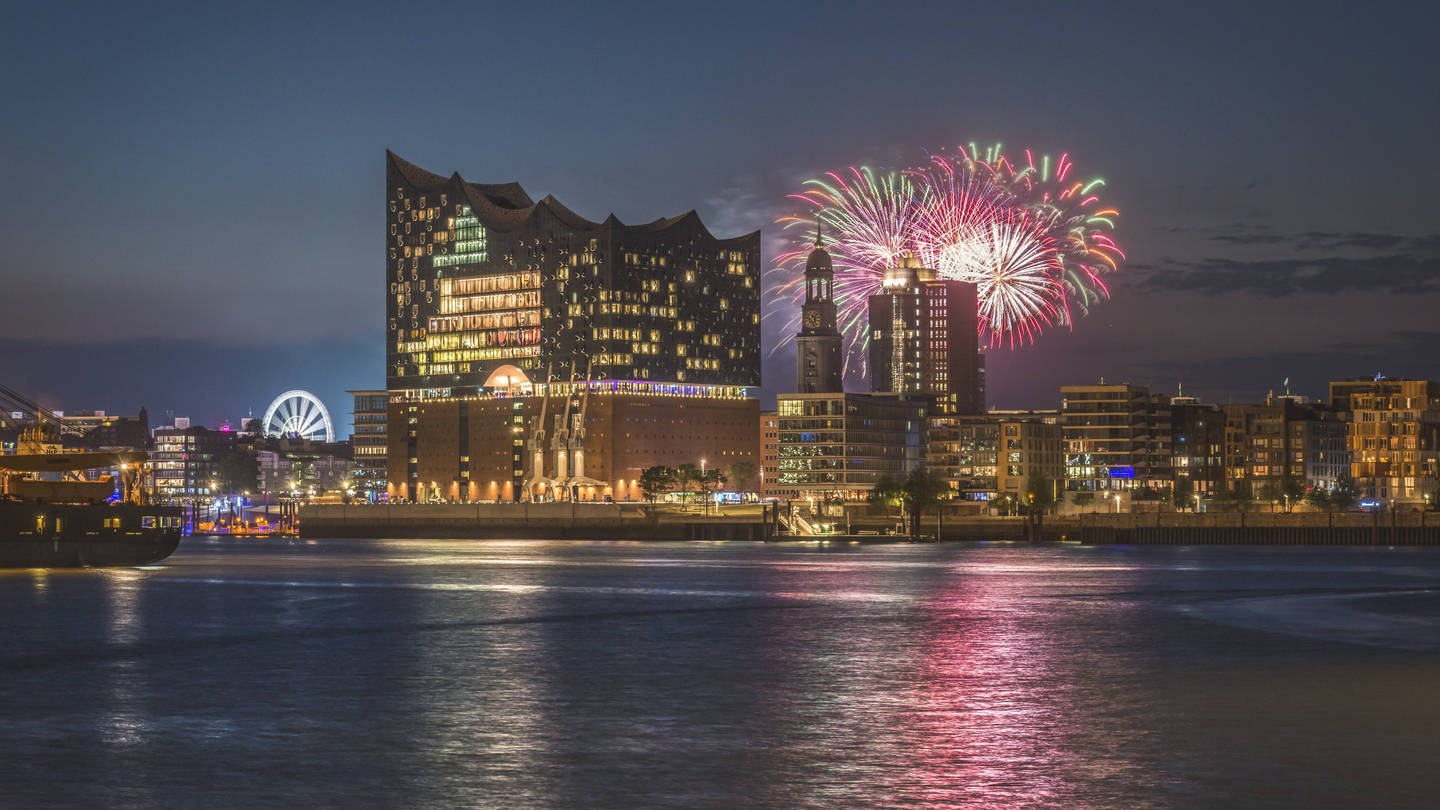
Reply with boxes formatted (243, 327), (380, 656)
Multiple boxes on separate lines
(1108, 466), (1135, 479)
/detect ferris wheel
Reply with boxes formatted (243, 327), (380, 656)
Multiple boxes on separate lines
(262, 390), (334, 442)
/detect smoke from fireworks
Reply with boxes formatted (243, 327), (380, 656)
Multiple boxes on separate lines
(773, 144), (1124, 366)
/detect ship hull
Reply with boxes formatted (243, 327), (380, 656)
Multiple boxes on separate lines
(0, 502), (182, 568)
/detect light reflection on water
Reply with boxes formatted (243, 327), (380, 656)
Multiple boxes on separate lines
(889, 572), (1083, 807)
(1, 540), (1438, 808)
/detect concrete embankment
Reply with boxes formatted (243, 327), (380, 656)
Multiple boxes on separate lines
(1060, 512), (1440, 545)
(301, 504), (1440, 545)
(299, 503), (770, 541)
(855, 512), (1440, 544)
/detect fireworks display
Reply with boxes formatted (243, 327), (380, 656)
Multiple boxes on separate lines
(773, 143), (1124, 362)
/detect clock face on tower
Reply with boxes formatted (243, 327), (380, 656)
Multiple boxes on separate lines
(803, 309), (820, 329)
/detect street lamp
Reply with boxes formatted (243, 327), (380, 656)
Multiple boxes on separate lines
(1112, 492), (1121, 513)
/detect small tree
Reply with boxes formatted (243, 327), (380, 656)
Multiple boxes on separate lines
(1232, 485), (1255, 513)
(214, 448), (259, 495)
(869, 474), (904, 524)
(874, 468), (951, 539)
(701, 468), (726, 512)
(1280, 478), (1305, 513)
(639, 465), (675, 504)
(1072, 491), (1095, 512)
(1330, 475), (1358, 511)
(675, 463), (700, 507)
(1173, 477), (1195, 511)
(724, 461), (757, 494)
(1305, 485), (1332, 512)
(1024, 474), (1056, 512)
(1257, 481), (1282, 512)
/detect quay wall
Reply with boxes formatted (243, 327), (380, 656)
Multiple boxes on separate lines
(300, 504), (1440, 545)
(298, 503), (769, 541)
(850, 512), (1440, 545)
(1062, 511), (1440, 545)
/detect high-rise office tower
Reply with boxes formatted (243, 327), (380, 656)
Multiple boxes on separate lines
(866, 254), (983, 414)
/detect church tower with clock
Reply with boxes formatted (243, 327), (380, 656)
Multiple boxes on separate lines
(796, 225), (844, 393)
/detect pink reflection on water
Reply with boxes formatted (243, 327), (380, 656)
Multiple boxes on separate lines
(883, 570), (1078, 807)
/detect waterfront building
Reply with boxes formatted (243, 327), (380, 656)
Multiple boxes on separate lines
(384, 153), (761, 501)
(389, 385), (756, 503)
(152, 426), (237, 501)
(2, 408), (151, 450)
(1061, 383), (1169, 493)
(1299, 414), (1351, 493)
(759, 410), (779, 500)
(926, 416), (997, 503)
(1145, 394), (1175, 491)
(866, 254), (983, 414)
(927, 411), (1062, 509)
(772, 240), (929, 501)
(386, 151), (759, 392)
(52, 411), (110, 435)
(773, 392), (926, 500)
(349, 390), (388, 501)
(1222, 394), (1352, 501)
(59, 409), (152, 449)
(1171, 399), (1226, 500)
(256, 438), (353, 496)
(1329, 378), (1440, 505)
(82, 410), (151, 450)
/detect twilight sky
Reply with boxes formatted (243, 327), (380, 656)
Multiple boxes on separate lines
(3, 1), (1438, 434)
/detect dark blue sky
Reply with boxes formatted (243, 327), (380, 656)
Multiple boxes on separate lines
(4, 1), (1438, 434)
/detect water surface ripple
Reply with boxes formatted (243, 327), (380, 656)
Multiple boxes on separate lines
(2, 539), (1437, 808)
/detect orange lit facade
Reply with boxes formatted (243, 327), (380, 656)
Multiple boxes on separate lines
(759, 411), (779, 499)
(387, 388), (757, 503)
(1330, 378), (1440, 505)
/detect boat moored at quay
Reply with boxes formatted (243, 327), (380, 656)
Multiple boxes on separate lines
(0, 448), (181, 568)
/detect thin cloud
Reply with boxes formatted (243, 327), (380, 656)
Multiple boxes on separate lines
(1203, 229), (1440, 252)
(1211, 233), (1289, 246)
(1136, 253), (1440, 296)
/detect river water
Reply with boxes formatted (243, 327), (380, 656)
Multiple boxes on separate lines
(2, 539), (1438, 808)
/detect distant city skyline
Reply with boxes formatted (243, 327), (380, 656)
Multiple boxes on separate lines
(4, 2), (1438, 430)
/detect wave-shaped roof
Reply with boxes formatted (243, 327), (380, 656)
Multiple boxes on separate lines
(387, 151), (757, 243)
